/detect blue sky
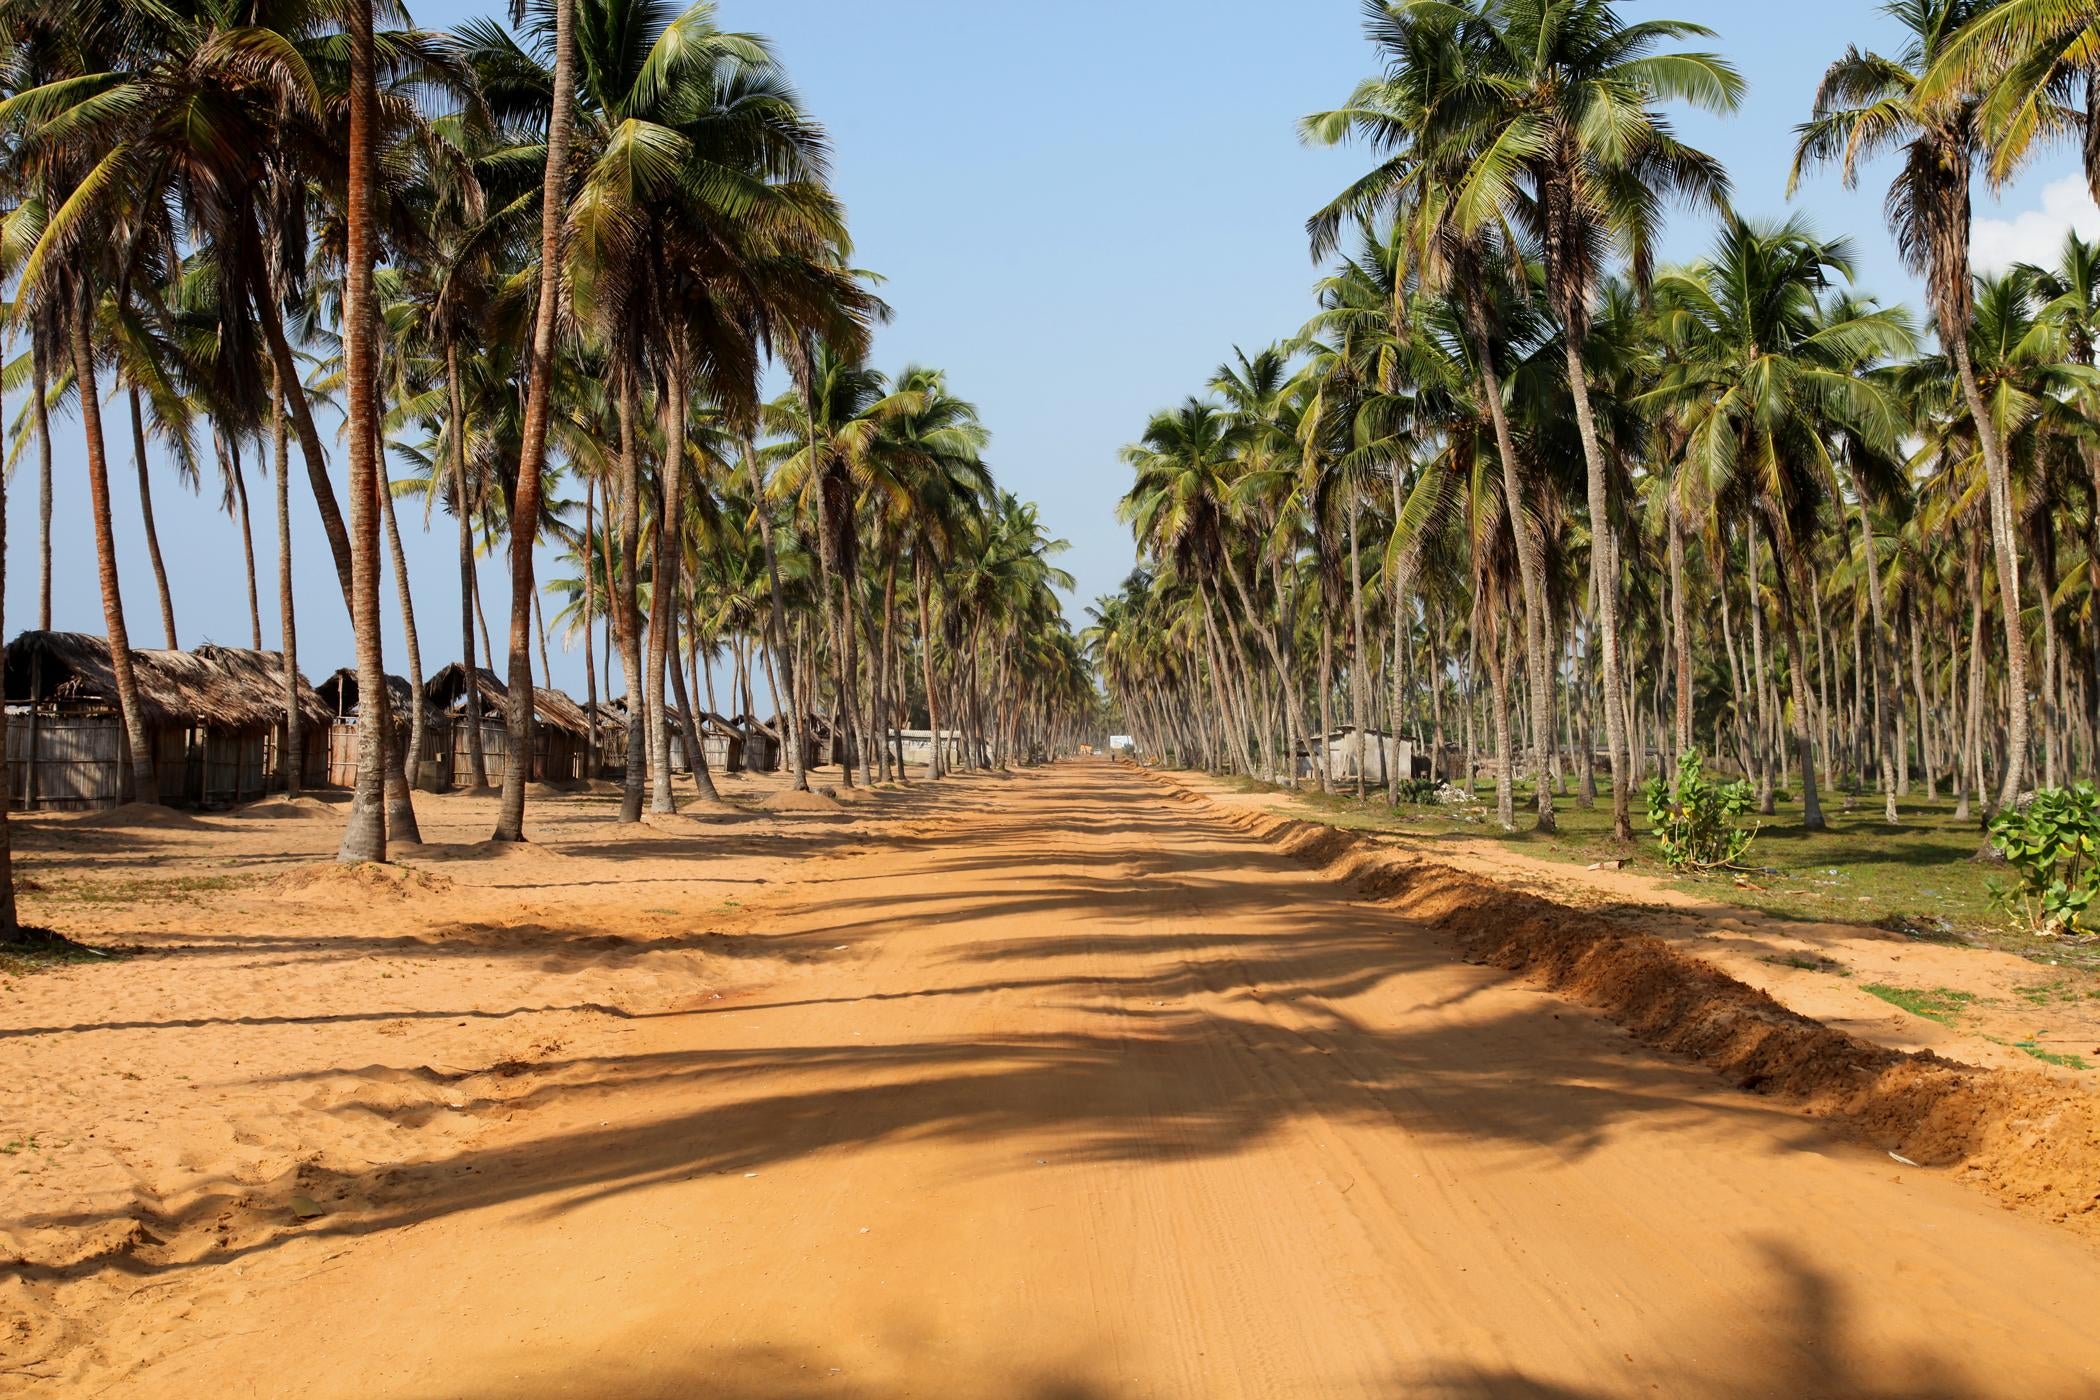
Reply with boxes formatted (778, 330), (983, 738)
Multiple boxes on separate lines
(11, 0), (2092, 700)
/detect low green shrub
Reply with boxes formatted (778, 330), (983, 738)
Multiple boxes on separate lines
(1394, 776), (1441, 804)
(1644, 749), (1756, 871)
(1986, 783), (2100, 938)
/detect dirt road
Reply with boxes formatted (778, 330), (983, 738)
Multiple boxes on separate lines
(27, 763), (2100, 1397)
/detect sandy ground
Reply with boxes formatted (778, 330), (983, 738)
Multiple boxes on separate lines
(5, 760), (2100, 1396)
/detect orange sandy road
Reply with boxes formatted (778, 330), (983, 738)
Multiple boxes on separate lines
(82, 763), (2100, 1398)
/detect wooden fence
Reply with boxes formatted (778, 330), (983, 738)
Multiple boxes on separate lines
(6, 714), (124, 810)
(5, 714), (275, 809)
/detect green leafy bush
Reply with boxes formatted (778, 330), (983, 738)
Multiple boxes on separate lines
(1644, 750), (1756, 871)
(1986, 783), (2100, 938)
(1394, 776), (1441, 804)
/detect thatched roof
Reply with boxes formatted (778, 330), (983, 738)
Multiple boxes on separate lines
(315, 667), (415, 721)
(529, 685), (590, 736)
(424, 663), (589, 736)
(4, 631), (328, 730)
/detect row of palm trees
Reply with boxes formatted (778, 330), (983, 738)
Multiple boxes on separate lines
(0, 0), (1093, 895)
(1089, 0), (2100, 839)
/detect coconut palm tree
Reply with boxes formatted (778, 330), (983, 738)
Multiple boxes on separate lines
(865, 366), (991, 782)
(487, 0), (576, 842)
(1303, 8), (1566, 830)
(1380, 0), (1744, 840)
(465, 0), (870, 816)
(1793, 0), (2038, 813)
(1648, 215), (1916, 831)
(1918, 0), (2100, 197)
(1119, 398), (1268, 777)
(765, 348), (912, 786)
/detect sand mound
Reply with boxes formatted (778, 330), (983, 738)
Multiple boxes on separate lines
(231, 796), (345, 823)
(1149, 768), (2100, 1241)
(828, 785), (878, 805)
(68, 801), (213, 832)
(645, 802), (744, 829)
(271, 861), (453, 900)
(401, 838), (572, 865)
(526, 780), (577, 799)
(762, 788), (845, 815)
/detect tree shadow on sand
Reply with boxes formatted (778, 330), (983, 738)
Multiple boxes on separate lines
(361, 1242), (2093, 1399)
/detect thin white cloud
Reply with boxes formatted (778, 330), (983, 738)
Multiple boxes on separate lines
(1972, 175), (2100, 273)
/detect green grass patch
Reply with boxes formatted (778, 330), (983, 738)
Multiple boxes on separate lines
(1861, 983), (1976, 1026)
(26, 873), (267, 906)
(0, 929), (118, 977)
(1235, 776), (2100, 968)
(2014, 1041), (2090, 1070)
(1765, 952), (1849, 975)
(2013, 978), (2100, 1006)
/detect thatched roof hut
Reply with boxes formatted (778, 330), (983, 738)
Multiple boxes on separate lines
(424, 663), (589, 735)
(4, 631), (325, 808)
(424, 663), (590, 784)
(314, 667), (414, 724)
(5, 631), (326, 729)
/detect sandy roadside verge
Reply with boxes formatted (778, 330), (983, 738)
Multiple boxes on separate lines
(0, 766), (951, 1378)
(1140, 764), (2100, 1242)
(1175, 769), (2100, 1080)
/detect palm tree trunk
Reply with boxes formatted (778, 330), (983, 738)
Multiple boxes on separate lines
(534, 588), (554, 691)
(2039, 536), (2061, 789)
(376, 448), (430, 794)
(0, 364), (15, 936)
(71, 283), (156, 802)
(1387, 461), (1408, 802)
(1909, 599), (1937, 800)
(916, 554), (944, 780)
(126, 384), (177, 649)
(1717, 578), (1751, 779)
(2088, 449), (2100, 774)
(1487, 617), (1514, 831)
(1764, 515), (1824, 831)
(493, 0), (574, 842)
(254, 249), (415, 831)
(877, 555), (901, 783)
(1959, 531), (1987, 822)
(254, 271), (354, 589)
(615, 363), (647, 817)
(1463, 302), (1556, 832)
(1197, 582), (1258, 775)
(1814, 568), (1837, 792)
(813, 480), (856, 789)
(32, 338), (52, 632)
(582, 474), (599, 781)
(273, 372), (302, 795)
(1316, 606), (1335, 795)
(227, 438), (262, 649)
(448, 343), (488, 790)
(337, 0), (389, 862)
(1223, 550), (1307, 785)
(1563, 337), (1632, 839)
(746, 437), (807, 790)
(1668, 495), (1692, 758)
(1854, 497), (1900, 824)
(668, 603), (719, 802)
(855, 571), (877, 785)
(1745, 527), (1776, 813)
(1347, 484), (1367, 798)
(646, 352), (689, 815)
(1952, 336), (2032, 810)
